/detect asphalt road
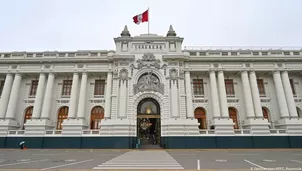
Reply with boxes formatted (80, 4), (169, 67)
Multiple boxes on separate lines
(0, 149), (300, 170)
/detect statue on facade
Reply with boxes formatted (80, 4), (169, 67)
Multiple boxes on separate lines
(133, 71), (164, 94)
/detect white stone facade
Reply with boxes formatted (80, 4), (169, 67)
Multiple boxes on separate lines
(0, 25), (302, 137)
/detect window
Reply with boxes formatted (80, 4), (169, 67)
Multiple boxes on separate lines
(193, 79), (204, 96)
(225, 79), (235, 96)
(293, 52), (300, 55)
(257, 79), (266, 96)
(62, 80), (72, 96)
(29, 80), (38, 97)
(23, 106), (33, 130)
(57, 106), (68, 130)
(0, 80), (4, 96)
(94, 80), (105, 96)
(90, 106), (104, 129)
(222, 52), (228, 56)
(290, 79), (296, 96)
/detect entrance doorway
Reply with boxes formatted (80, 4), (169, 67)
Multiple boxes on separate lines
(137, 98), (161, 145)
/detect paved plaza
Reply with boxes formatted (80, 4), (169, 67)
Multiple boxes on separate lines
(0, 149), (301, 170)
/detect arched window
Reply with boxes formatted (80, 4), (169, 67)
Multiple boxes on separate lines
(194, 107), (207, 129)
(228, 107), (239, 129)
(23, 106), (33, 130)
(297, 107), (302, 118)
(57, 106), (68, 130)
(262, 107), (270, 121)
(90, 106), (104, 129)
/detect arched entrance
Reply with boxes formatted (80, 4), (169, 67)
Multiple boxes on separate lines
(194, 107), (207, 129)
(228, 107), (239, 129)
(90, 106), (104, 129)
(137, 98), (161, 145)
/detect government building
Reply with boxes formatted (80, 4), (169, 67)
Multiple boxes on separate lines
(0, 26), (301, 149)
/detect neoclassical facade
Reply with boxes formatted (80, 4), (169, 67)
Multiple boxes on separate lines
(0, 25), (302, 148)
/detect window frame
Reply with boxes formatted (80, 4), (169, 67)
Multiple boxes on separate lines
(94, 80), (105, 96)
(29, 80), (39, 97)
(225, 79), (235, 96)
(192, 79), (204, 96)
(61, 80), (72, 97)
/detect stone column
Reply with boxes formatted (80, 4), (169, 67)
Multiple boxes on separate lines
(41, 73), (55, 119)
(104, 72), (113, 118)
(217, 70), (229, 118)
(209, 70), (220, 118)
(0, 74), (14, 119)
(77, 73), (88, 118)
(281, 71), (298, 118)
(241, 71), (255, 118)
(184, 71), (194, 118)
(118, 80), (128, 118)
(68, 73), (79, 118)
(273, 71), (289, 118)
(249, 71), (263, 118)
(170, 80), (180, 117)
(32, 73), (46, 119)
(5, 73), (22, 119)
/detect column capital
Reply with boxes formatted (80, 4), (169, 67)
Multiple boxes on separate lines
(208, 68), (217, 73)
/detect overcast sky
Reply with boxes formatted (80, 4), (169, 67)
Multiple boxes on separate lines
(0, 0), (301, 51)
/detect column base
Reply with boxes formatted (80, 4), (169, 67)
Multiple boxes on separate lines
(24, 119), (54, 135)
(275, 118), (302, 134)
(62, 118), (88, 135)
(100, 119), (136, 136)
(210, 118), (235, 135)
(242, 118), (270, 135)
(162, 118), (200, 136)
(0, 119), (20, 135)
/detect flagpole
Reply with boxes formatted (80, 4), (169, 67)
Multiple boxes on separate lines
(148, 7), (150, 34)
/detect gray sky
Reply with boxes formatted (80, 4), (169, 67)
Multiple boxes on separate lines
(0, 0), (301, 51)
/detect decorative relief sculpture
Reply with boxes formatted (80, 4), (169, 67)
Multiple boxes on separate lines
(131, 52), (166, 70)
(118, 69), (130, 81)
(133, 70), (164, 95)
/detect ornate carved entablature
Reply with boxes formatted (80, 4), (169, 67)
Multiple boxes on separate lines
(133, 71), (165, 95)
(130, 53), (167, 70)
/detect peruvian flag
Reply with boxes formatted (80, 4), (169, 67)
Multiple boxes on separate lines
(133, 9), (149, 25)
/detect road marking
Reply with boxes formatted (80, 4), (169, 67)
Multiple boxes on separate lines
(0, 159), (47, 167)
(32, 154), (66, 155)
(228, 153), (260, 155)
(17, 159), (30, 162)
(291, 160), (302, 164)
(65, 159), (76, 162)
(216, 159), (227, 162)
(244, 159), (266, 170)
(197, 159), (200, 170)
(262, 159), (276, 162)
(41, 159), (93, 170)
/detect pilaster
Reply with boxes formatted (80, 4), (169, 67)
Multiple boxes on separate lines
(104, 72), (113, 118)
(273, 71), (290, 118)
(209, 70), (220, 119)
(25, 73), (55, 134)
(0, 73), (13, 119)
(184, 71), (194, 118)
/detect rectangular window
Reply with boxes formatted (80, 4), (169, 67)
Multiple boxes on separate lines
(62, 80), (72, 96)
(0, 80), (4, 96)
(29, 80), (39, 97)
(225, 79), (235, 96)
(257, 79), (266, 96)
(290, 79), (296, 96)
(192, 79), (204, 96)
(94, 80), (105, 96)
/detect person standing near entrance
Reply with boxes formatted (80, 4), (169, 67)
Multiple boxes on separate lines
(19, 141), (25, 150)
